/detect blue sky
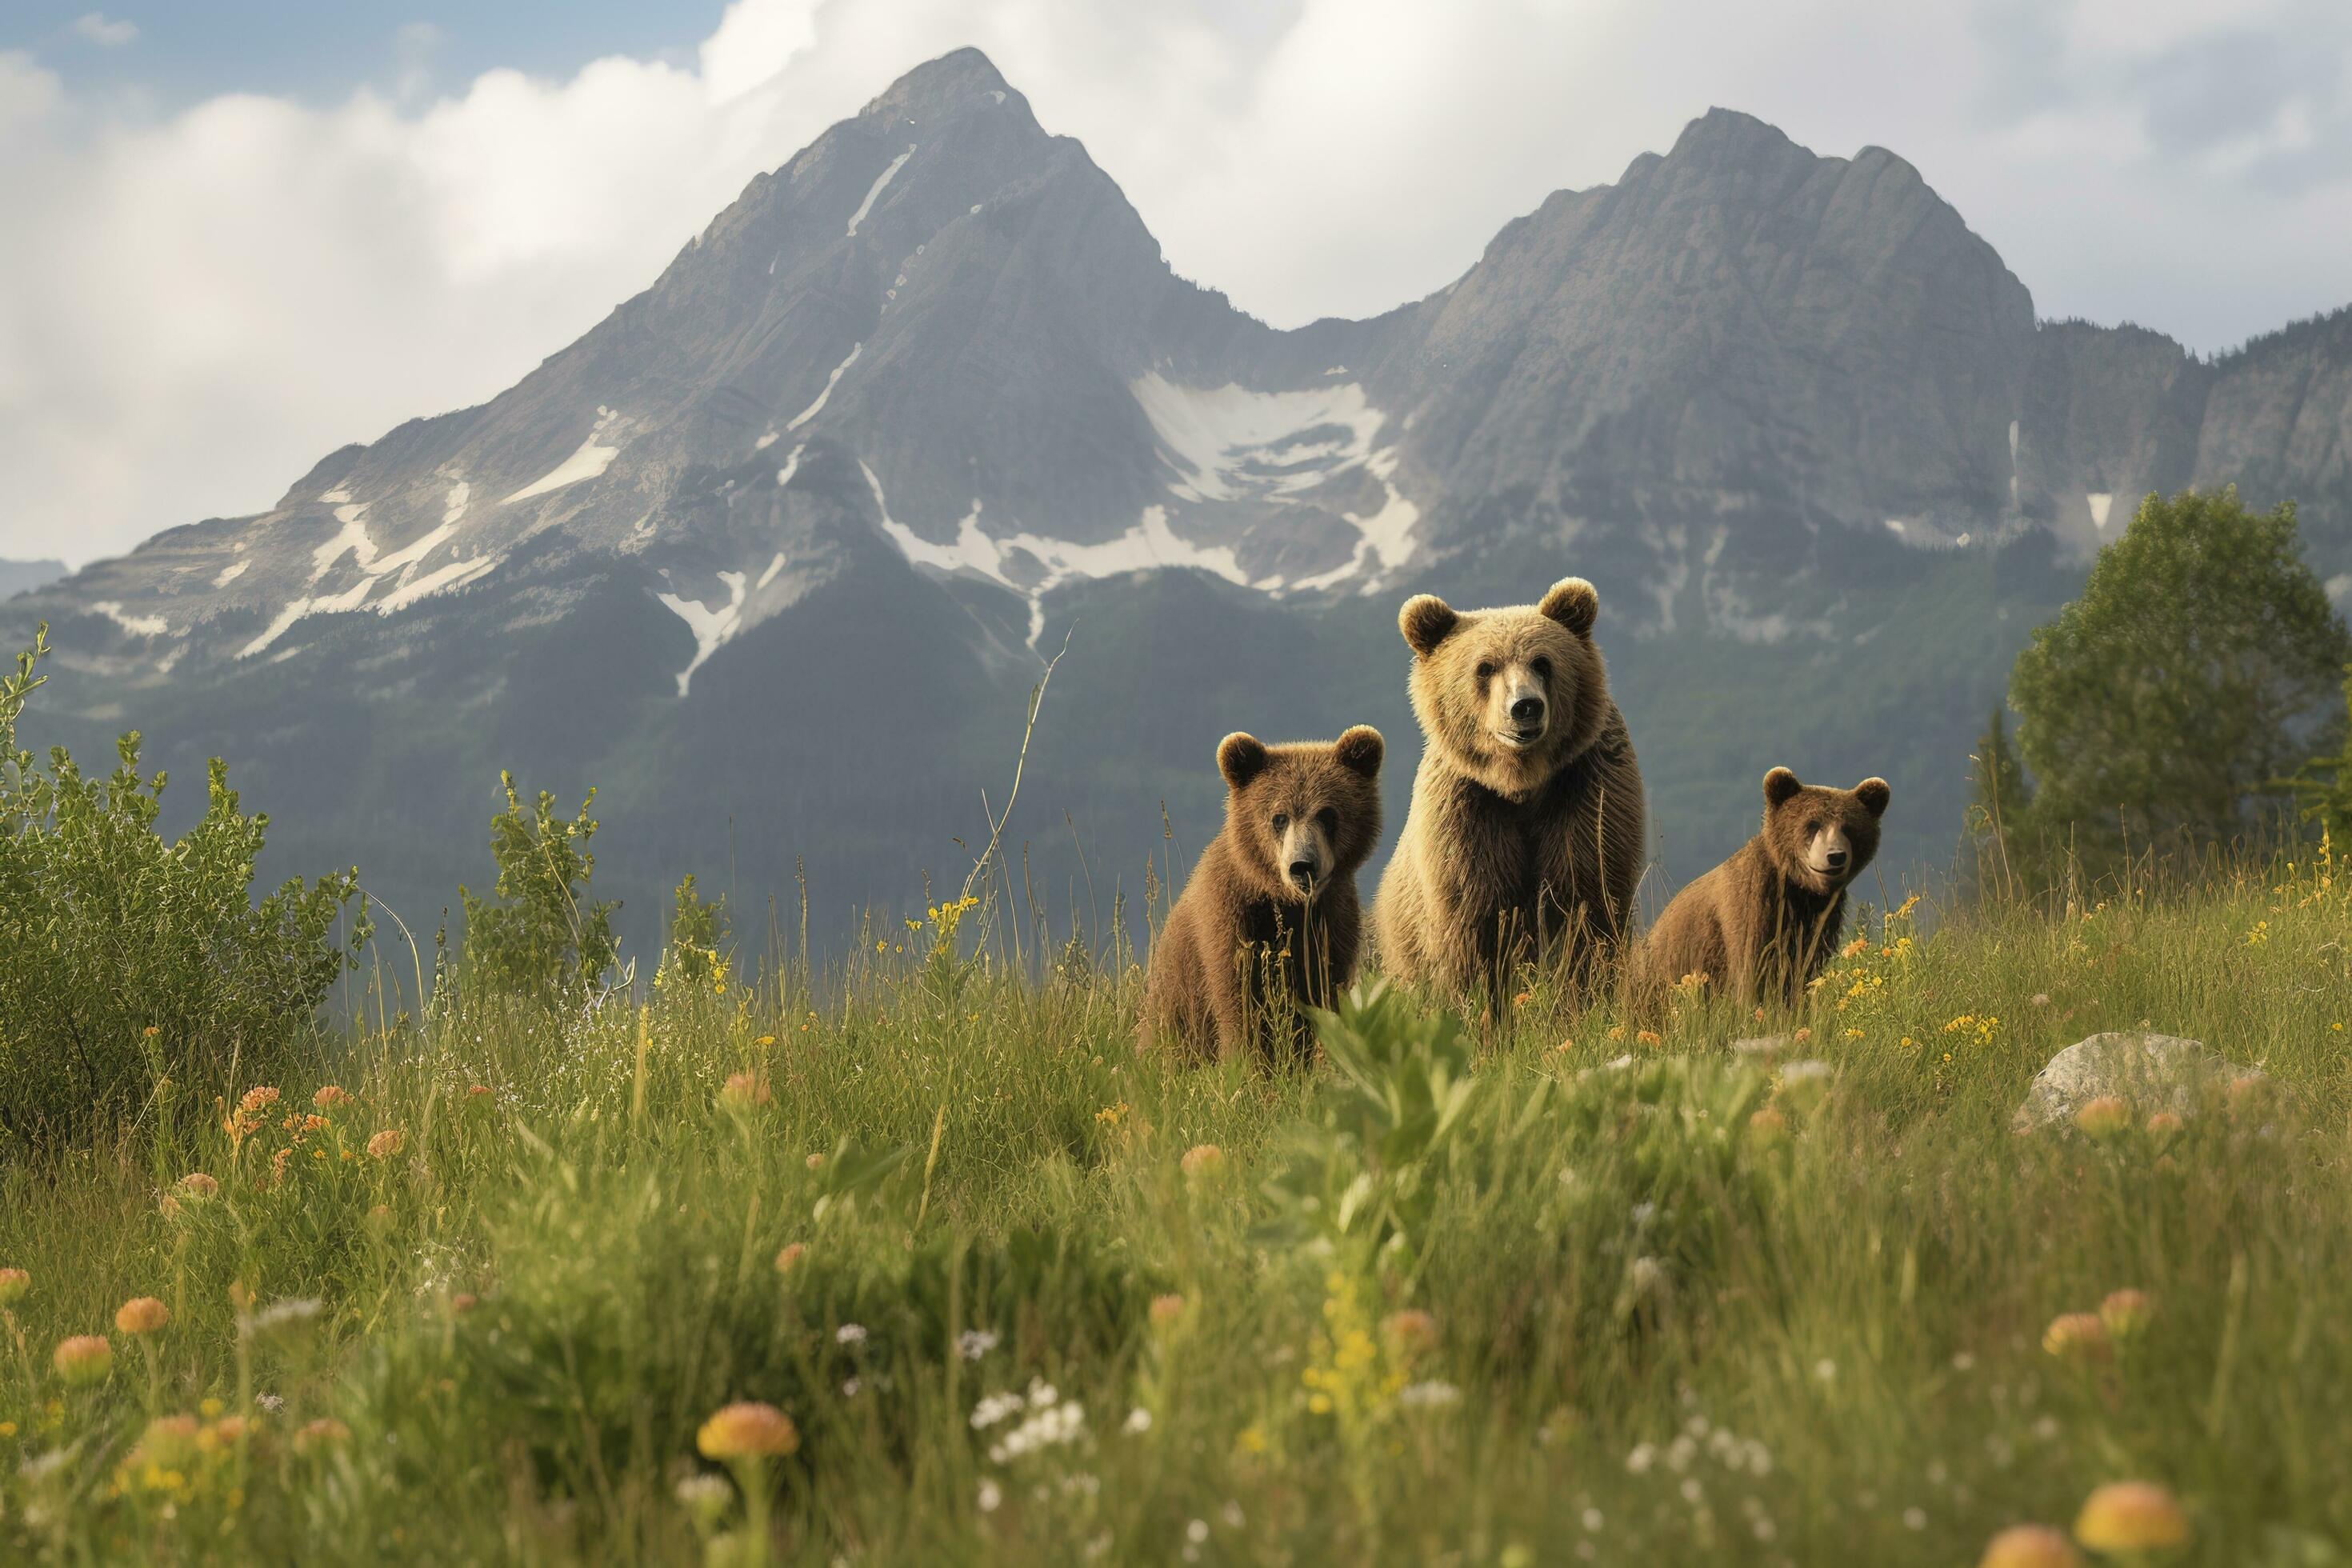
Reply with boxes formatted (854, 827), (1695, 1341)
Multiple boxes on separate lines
(5, 1), (2350, 565)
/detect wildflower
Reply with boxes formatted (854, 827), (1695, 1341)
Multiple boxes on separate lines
(1180, 1143), (1224, 1179)
(958, 1330), (999, 1361)
(467, 1084), (493, 1099)
(1813, 1358), (1837, 1383)
(366, 1128), (407, 1160)
(2099, 1289), (2152, 1338)
(451, 1293), (478, 1314)
(175, 1172), (219, 1198)
(2145, 1110), (2183, 1138)
(1235, 1424), (1267, 1454)
(774, 1242), (806, 1274)
(1626, 1442), (1657, 1474)
(1979, 1523), (2082, 1567)
(134, 1414), (204, 1468)
(674, 1472), (733, 1524)
(1150, 1293), (1187, 1327)
(244, 1298), (324, 1340)
(1747, 1106), (1789, 1146)
(1094, 1101), (1130, 1127)
(835, 1322), (868, 1346)
(977, 1478), (1003, 1513)
(115, 1297), (170, 1336)
(1382, 1308), (1439, 1361)
(696, 1402), (800, 1459)
(2042, 1312), (2110, 1362)
(2074, 1097), (2130, 1139)
(1636, 1029), (1662, 1047)
(1792, 1027), (1812, 1043)
(2072, 1482), (2188, 1552)
(971, 1391), (1025, 1430)
(0, 1266), (27, 1305)
(1397, 1380), (1463, 1408)
(805, 1153), (826, 1170)
(1123, 1407), (1153, 1434)
(54, 1335), (113, 1386)
(719, 1071), (770, 1109)
(313, 1085), (354, 1109)
(2030, 993), (2052, 1007)
(294, 1418), (351, 1454)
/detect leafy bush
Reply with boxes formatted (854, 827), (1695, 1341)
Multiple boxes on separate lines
(0, 626), (362, 1147)
(457, 771), (619, 1002)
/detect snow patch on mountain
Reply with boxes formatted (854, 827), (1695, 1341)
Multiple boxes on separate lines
(787, 345), (861, 431)
(656, 571), (750, 698)
(239, 572), (382, 659)
(505, 424), (621, 504)
(91, 600), (168, 637)
(846, 146), (914, 238)
(775, 444), (805, 489)
(374, 554), (501, 615)
(309, 506), (378, 583)
(212, 560), (250, 588)
(2087, 492), (2114, 530)
(757, 553), (786, 590)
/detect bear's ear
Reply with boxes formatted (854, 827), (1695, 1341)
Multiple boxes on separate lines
(1853, 777), (1891, 818)
(1333, 726), (1384, 779)
(1218, 732), (1270, 791)
(1537, 577), (1599, 638)
(1762, 766), (1802, 806)
(1398, 594), (1459, 658)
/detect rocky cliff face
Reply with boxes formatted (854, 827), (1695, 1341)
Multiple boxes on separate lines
(9, 51), (2352, 954)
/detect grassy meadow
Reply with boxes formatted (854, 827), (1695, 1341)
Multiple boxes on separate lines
(4, 846), (2352, 1566)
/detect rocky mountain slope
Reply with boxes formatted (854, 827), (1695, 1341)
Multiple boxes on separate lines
(9, 48), (2350, 962)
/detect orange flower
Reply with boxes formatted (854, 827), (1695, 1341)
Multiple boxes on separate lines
(1180, 1144), (1225, 1179)
(366, 1129), (406, 1160)
(2073, 1482), (2188, 1552)
(133, 1414), (204, 1468)
(2145, 1110), (2183, 1138)
(115, 1296), (170, 1335)
(1978, 1523), (2082, 1567)
(467, 1084), (493, 1099)
(1747, 1106), (1790, 1145)
(1149, 1293), (1187, 1327)
(696, 1401), (799, 1459)
(1791, 1027), (1812, 1044)
(2042, 1312), (2110, 1361)
(1381, 1309), (1439, 1360)
(720, 1071), (772, 1109)
(0, 1266), (27, 1306)
(54, 1334), (113, 1385)
(294, 1418), (351, 1454)
(2074, 1096), (2130, 1139)
(313, 1085), (354, 1109)
(774, 1242), (807, 1274)
(1635, 1029), (1662, 1047)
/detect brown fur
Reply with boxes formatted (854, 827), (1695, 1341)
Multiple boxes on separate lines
(1372, 578), (1646, 1002)
(1142, 726), (1385, 1064)
(1638, 768), (1892, 1007)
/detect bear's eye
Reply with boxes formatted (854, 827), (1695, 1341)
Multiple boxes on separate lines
(1806, 820), (1822, 835)
(1530, 655), (1551, 680)
(1316, 807), (1338, 835)
(1475, 661), (1496, 682)
(1272, 813), (1289, 833)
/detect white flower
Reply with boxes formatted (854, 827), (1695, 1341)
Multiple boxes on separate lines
(1581, 1507), (1603, 1532)
(1902, 1508), (1926, 1531)
(1679, 1478), (1704, 1504)
(976, 1478), (1002, 1514)
(958, 1330), (999, 1361)
(1397, 1380), (1462, 1408)
(970, 1392), (1024, 1430)
(842, 1378), (862, 1397)
(257, 1394), (286, 1414)
(1186, 1520), (1210, 1545)
(1626, 1442), (1657, 1474)
(1026, 1378), (1058, 1407)
(1123, 1407), (1153, 1434)
(1813, 1358), (1838, 1382)
(1220, 1501), (1245, 1530)
(836, 1323), (868, 1346)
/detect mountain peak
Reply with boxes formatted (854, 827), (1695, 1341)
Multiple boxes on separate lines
(864, 46), (1016, 118)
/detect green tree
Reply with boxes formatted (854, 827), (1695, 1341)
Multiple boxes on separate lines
(2008, 487), (2351, 854)
(1964, 705), (2034, 894)
(458, 772), (619, 1002)
(0, 625), (363, 1146)
(2286, 665), (2352, 839)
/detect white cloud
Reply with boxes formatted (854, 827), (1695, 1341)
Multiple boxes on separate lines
(3, 0), (2351, 566)
(72, 13), (138, 49)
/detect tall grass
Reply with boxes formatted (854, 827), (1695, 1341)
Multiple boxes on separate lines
(2, 842), (2350, 1564)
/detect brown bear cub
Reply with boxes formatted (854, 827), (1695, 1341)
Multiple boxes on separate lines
(1638, 768), (1892, 1007)
(1142, 726), (1385, 1064)
(1373, 578), (1646, 1002)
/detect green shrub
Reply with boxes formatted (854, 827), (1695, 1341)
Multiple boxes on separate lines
(0, 626), (362, 1147)
(458, 771), (619, 1003)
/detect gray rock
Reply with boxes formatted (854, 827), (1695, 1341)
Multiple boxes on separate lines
(2014, 1032), (2263, 1133)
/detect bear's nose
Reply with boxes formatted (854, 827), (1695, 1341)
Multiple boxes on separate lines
(1824, 847), (1849, 870)
(1288, 860), (1317, 889)
(1509, 696), (1544, 725)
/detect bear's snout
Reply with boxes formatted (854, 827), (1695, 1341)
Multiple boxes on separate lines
(1278, 818), (1329, 897)
(1509, 694), (1544, 725)
(1489, 666), (1550, 747)
(1806, 823), (1854, 882)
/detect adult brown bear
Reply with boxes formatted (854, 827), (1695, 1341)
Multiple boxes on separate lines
(1372, 578), (1644, 1002)
(1141, 726), (1385, 1064)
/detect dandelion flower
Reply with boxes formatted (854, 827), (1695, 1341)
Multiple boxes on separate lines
(115, 1297), (170, 1336)
(366, 1129), (406, 1160)
(774, 1242), (806, 1274)
(1180, 1144), (1224, 1179)
(54, 1334), (112, 1385)
(0, 1266), (27, 1305)
(1978, 1523), (2082, 1567)
(2074, 1097), (2130, 1139)
(697, 1402), (799, 1459)
(313, 1085), (354, 1109)
(2099, 1289), (2152, 1338)
(294, 1418), (351, 1454)
(1149, 1293), (1186, 1327)
(2042, 1312), (2110, 1361)
(2073, 1482), (2188, 1552)
(1382, 1309), (1439, 1360)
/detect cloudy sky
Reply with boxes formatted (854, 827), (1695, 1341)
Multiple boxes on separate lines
(5, 0), (2349, 566)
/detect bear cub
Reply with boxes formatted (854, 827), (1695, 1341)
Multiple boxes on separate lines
(1638, 767), (1891, 1007)
(1141, 726), (1384, 1064)
(1373, 577), (1646, 1001)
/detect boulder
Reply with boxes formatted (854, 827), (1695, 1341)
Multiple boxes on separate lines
(2014, 1032), (2264, 1133)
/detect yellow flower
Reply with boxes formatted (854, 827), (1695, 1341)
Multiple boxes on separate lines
(366, 1129), (407, 1160)
(1978, 1523), (2082, 1567)
(115, 1297), (170, 1336)
(2073, 1482), (2188, 1552)
(2074, 1097), (2130, 1139)
(696, 1402), (799, 1459)
(54, 1334), (113, 1385)
(2099, 1289), (2153, 1338)
(2042, 1312), (2110, 1362)
(1180, 1143), (1225, 1179)
(0, 1266), (27, 1305)
(1235, 1424), (1268, 1454)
